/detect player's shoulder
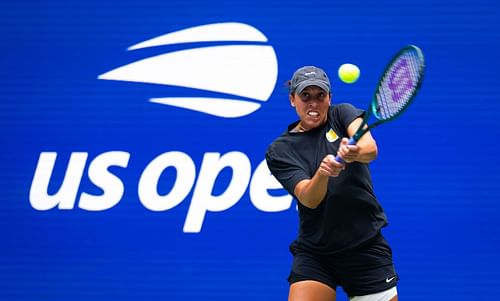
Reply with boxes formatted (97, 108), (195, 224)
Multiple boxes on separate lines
(265, 127), (297, 161)
(331, 102), (359, 113)
(266, 132), (289, 155)
(330, 103), (363, 118)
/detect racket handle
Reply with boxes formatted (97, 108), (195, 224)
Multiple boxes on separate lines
(334, 137), (357, 163)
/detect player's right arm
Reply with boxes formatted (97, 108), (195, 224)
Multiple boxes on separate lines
(337, 118), (378, 163)
(293, 155), (344, 209)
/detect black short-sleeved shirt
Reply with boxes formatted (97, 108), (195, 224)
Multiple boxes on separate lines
(265, 104), (388, 255)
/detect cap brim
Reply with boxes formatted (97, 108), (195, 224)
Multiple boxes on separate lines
(295, 79), (330, 94)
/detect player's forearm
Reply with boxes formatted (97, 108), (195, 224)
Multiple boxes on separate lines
(354, 140), (378, 163)
(346, 118), (378, 163)
(294, 172), (329, 209)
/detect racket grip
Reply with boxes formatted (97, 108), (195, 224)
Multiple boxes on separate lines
(334, 137), (357, 163)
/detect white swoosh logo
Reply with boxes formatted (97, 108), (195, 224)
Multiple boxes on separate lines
(128, 22), (268, 50)
(150, 97), (261, 118)
(98, 22), (278, 118)
(386, 276), (396, 283)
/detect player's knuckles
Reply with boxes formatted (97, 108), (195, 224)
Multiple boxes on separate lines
(332, 164), (343, 171)
(325, 154), (335, 161)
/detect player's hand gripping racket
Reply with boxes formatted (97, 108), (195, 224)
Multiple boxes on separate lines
(335, 45), (425, 163)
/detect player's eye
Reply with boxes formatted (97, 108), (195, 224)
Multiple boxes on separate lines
(299, 93), (311, 102)
(300, 92), (326, 102)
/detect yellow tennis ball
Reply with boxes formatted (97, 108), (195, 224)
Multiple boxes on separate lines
(338, 63), (360, 84)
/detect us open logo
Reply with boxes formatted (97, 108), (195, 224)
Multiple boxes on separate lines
(29, 23), (288, 233)
(98, 22), (278, 118)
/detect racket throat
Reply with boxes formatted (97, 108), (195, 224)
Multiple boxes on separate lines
(350, 133), (362, 144)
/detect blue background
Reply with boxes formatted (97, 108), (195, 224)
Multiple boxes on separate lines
(1, 0), (500, 300)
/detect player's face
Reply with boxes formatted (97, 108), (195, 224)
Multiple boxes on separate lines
(290, 86), (331, 130)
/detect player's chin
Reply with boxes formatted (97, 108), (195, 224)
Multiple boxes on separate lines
(304, 117), (324, 129)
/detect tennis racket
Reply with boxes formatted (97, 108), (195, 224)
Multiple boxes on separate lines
(335, 45), (425, 163)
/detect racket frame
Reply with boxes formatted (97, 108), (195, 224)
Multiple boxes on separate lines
(351, 44), (425, 144)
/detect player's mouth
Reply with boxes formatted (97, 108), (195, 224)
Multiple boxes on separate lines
(307, 110), (320, 118)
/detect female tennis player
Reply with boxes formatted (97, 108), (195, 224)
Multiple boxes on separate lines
(265, 66), (398, 301)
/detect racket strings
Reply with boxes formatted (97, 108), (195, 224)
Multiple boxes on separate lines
(375, 49), (423, 120)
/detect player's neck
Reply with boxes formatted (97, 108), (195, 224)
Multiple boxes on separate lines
(296, 120), (327, 132)
(298, 123), (306, 132)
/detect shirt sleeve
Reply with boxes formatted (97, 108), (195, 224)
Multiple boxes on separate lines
(265, 143), (310, 197)
(332, 103), (365, 136)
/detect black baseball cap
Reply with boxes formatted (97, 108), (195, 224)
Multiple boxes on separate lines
(289, 66), (331, 94)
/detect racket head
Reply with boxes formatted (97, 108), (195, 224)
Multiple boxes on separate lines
(371, 45), (425, 122)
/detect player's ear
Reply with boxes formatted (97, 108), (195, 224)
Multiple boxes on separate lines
(289, 94), (295, 107)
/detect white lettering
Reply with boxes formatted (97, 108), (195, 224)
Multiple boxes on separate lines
(138, 151), (196, 211)
(78, 151), (130, 211)
(30, 152), (87, 210)
(29, 150), (292, 232)
(184, 152), (251, 233)
(250, 160), (292, 212)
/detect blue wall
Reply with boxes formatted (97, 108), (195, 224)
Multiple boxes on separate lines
(1, 0), (499, 300)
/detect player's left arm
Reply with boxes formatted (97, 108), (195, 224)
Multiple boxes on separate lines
(337, 117), (378, 163)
